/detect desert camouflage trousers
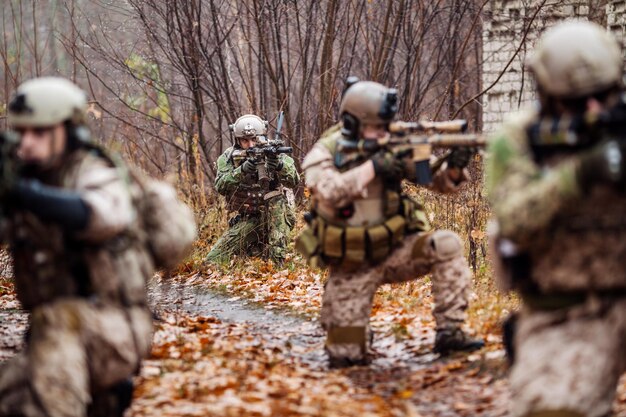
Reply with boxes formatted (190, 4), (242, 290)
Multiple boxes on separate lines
(511, 296), (626, 417)
(206, 197), (295, 265)
(321, 230), (471, 362)
(0, 299), (152, 417)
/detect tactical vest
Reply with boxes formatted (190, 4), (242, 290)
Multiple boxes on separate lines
(530, 148), (626, 293)
(495, 111), (626, 296)
(226, 148), (283, 215)
(296, 133), (430, 269)
(8, 150), (152, 311)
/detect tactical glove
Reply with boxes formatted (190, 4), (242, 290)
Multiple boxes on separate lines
(577, 140), (626, 192)
(241, 159), (257, 175)
(447, 147), (477, 169)
(12, 179), (90, 231)
(371, 150), (405, 181)
(266, 154), (283, 172)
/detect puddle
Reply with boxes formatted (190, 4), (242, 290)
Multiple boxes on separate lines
(147, 278), (438, 373)
(148, 278), (327, 368)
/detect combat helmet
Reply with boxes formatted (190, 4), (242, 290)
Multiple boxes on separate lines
(230, 114), (268, 141)
(526, 21), (622, 99)
(8, 77), (88, 128)
(339, 78), (398, 139)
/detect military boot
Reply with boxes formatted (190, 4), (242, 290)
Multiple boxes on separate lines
(434, 327), (484, 355)
(87, 378), (134, 417)
(328, 356), (369, 369)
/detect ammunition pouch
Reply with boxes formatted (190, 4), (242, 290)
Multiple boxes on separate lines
(227, 190), (264, 214)
(295, 213), (408, 269)
(401, 196), (431, 233)
(227, 187), (282, 215)
(385, 191), (430, 233)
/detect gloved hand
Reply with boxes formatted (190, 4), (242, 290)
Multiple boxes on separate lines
(447, 147), (477, 169)
(266, 154), (283, 172)
(577, 140), (626, 192)
(241, 159), (257, 175)
(371, 150), (405, 181)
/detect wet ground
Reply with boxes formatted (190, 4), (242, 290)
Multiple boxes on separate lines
(139, 277), (511, 416)
(148, 278), (328, 369)
(0, 276), (511, 416)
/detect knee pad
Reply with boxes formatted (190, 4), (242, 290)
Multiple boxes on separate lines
(429, 230), (463, 262)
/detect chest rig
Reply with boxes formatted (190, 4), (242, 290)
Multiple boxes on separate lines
(514, 118), (626, 295)
(227, 148), (283, 215)
(8, 150), (150, 310)
(296, 134), (430, 269)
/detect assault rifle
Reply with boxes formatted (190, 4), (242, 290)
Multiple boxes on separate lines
(245, 111), (293, 188)
(337, 119), (486, 184)
(527, 92), (626, 150)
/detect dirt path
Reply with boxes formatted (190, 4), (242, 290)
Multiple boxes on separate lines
(134, 277), (511, 417)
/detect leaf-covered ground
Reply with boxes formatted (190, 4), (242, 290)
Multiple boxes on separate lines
(134, 270), (510, 417)
(3, 261), (626, 416)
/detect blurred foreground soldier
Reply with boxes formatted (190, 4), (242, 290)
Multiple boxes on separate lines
(205, 114), (299, 265)
(486, 21), (626, 417)
(0, 77), (196, 417)
(298, 80), (483, 368)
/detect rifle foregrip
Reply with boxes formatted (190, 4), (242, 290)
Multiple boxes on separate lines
(276, 146), (293, 154)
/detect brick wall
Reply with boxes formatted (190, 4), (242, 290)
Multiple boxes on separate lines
(482, 1), (609, 133)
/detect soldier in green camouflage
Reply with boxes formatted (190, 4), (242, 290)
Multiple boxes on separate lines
(486, 21), (626, 417)
(206, 114), (299, 265)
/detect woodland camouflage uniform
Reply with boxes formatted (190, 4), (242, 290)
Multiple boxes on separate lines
(206, 117), (299, 265)
(0, 78), (155, 417)
(486, 22), (626, 417)
(298, 80), (483, 367)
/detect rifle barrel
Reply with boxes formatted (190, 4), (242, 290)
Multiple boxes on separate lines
(400, 133), (486, 147)
(389, 119), (468, 134)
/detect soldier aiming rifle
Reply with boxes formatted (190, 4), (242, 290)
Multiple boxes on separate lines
(298, 78), (484, 368)
(206, 112), (300, 266)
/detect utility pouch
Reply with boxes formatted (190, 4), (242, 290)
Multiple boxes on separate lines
(345, 226), (366, 262)
(402, 197), (431, 232)
(324, 224), (345, 259)
(383, 190), (401, 217)
(295, 225), (320, 259)
(384, 215), (407, 246)
(366, 224), (391, 262)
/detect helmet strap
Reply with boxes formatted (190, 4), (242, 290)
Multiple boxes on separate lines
(341, 113), (359, 140)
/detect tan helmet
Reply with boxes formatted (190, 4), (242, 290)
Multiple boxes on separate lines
(8, 77), (88, 128)
(339, 80), (398, 138)
(526, 20), (623, 99)
(230, 114), (268, 139)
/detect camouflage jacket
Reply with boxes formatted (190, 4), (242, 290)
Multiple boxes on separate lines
(215, 146), (300, 214)
(3, 148), (153, 310)
(302, 126), (466, 227)
(485, 107), (626, 292)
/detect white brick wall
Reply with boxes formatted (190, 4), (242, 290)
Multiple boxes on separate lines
(481, 0), (612, 133)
